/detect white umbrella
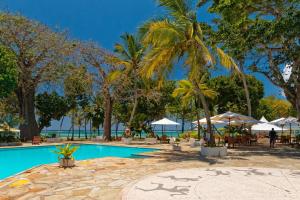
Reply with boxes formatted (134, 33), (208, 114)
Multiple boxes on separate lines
(260, 116), (269, 123)
(252, 123), (286, 131)
(211, 111), (256, 126)
(151, 118), (180, 136)
(277, 117), (299, 143)
(192, 118), (224, 125)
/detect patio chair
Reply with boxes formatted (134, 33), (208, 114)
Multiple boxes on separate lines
(227, 136), (235, 148)
(160, 135), (170, 144)
(32, 136), (41, 145)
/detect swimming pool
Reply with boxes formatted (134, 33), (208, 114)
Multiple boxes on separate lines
(0, 144), (157, 180)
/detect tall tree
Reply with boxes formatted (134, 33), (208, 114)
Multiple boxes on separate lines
(35, 92), (70, 132)
(208, 74), (264, 118)
(113, 33), (145, 128)
(64, 65), (93, 140)
(80, 42), (119, 141)
(140, 0), (236, 144)
(0, 13), (74, 140)
(173, 77), (217, 139)
(209, 0), (300, 120)
(257, 96), (297, 121)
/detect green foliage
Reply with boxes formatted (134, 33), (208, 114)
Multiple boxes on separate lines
(208, 0), (300, 118)
(53, 144), (79, 160)
(208, 75), (264, 117)
(0, 46), (18, 99)
(179, 131), (199, 139)
(36, 92), (71, 130)
(257, 96), (296, 121)
(0, 131), (20, 143)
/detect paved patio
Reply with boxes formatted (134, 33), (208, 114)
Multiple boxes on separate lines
(123, 167), (300, 200)
(0, 142), (299, 200)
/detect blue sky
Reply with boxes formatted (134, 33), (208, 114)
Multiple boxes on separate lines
(0, 0), (284, 129)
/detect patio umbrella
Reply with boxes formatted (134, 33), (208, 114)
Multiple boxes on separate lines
(192, 118), (225, 125)
(211, 111), (256, 126)
(277, 117), (299, 143)
(151, 118), (180, 136)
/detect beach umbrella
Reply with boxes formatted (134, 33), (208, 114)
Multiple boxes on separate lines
(151, 118), (180, 136)
(260, 116), (269, 123)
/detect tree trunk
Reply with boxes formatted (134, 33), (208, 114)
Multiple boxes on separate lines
(181, 116), (185, 133)
(198, 91), (214, 144)
(71, 111), (75, 141)
(296, 87), (300, 121)
(16, 87), (39, 141)
(115, 122), (119, 138)
(195, 100), (201, 140)
(128, 87), (138, 128)
(241, 73), (251, 116)
(84, 118), (87, 139)
(103, 92), (112, 141)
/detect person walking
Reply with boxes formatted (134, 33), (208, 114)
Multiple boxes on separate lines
(269, 128), (277, 148)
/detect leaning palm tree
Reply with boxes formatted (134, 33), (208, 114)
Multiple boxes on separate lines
(173, 75), (217, 140)
(140, 0), (236, 145)
(112, 33), (145, 128)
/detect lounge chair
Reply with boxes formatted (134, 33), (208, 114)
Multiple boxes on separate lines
(32, 136), (41, 145)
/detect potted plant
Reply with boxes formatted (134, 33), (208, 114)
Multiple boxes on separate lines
(122, 128), (133, 144)
(172, 138), (181, 151)
(53, 144), (79, 168)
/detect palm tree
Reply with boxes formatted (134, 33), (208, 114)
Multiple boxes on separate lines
(113, 33), (145, 128)
(140, 0), (236, 144)
(173, 76), (217, 140)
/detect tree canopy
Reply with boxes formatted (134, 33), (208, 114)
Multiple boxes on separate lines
(0, 46), (18, 99)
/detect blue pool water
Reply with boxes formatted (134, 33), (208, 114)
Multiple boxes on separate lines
(0, 144), (157, 180)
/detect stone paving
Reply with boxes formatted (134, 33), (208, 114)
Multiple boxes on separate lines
(123, 167), (300, 200)
(0, 142), (299, 200)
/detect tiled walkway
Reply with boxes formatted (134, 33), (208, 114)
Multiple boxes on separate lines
(0, 142), (299, 200)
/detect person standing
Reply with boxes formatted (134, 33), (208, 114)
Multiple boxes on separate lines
(269, 128), (277, 148)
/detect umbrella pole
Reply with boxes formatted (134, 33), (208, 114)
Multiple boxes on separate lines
(290, 123), (292, 144)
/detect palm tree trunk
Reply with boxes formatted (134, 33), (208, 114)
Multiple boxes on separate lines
(181, 115), (185, 133)
(59, 116), (64, 138)
(128, 90), (138, 127)
(239, 62), (251, 117)
(84, 118), (87, 139)
(195, 99), (201, 140)
(241, 73), (251, 116)
(198, 91), (214, 144)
